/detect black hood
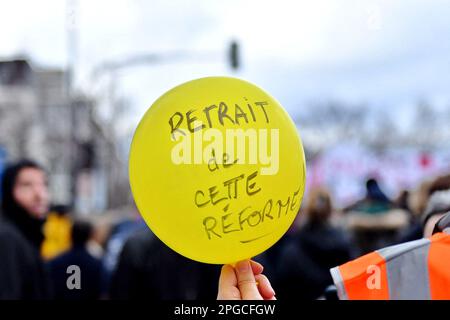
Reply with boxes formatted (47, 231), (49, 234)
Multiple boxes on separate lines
(1, 160), (46, 249)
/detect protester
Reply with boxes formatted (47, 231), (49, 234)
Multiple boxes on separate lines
(110, 229), (220, 300)
(395, 189), (423, 243)
(102, 206), (148, 290)
(3, 160), (450, 301)
(273, 188), (355, 300)
(344, 178), (393, 214)
(397, 176), (450, 243)
(217, 175), (450, 300)
(0, 159), (51, 299)
(218, 212), (450, 300)
(47, 220), (105, 300)
(344, 178), (408, 253)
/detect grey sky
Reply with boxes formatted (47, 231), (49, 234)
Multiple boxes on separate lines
(1, 0), (449, 136)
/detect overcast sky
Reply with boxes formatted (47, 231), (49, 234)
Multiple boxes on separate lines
(1, 0), (449, 136)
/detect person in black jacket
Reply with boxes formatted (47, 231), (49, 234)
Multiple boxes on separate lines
(274, 188), (356, 300)
(47, 220), (105, 300)
(0, 159), (51, 299)
(109, 229), (221, 300)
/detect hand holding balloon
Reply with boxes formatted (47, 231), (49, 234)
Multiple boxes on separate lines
(217, 260), (276, 300)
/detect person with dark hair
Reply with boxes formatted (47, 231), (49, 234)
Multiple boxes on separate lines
(217, 176), (450, 300)
(0, 159), (51, 299)
(110, 229), (221, 300)
(47, 220), (105, 300)
(273, 188), (355, 300)
(218, 211), (450, 300)
(395, 190), (423, 243)
(366, 178), (390, 203)
(1, 159), (49, 248)
(344, 177), (393, 214)
(427, 174), (450, 196)
(71, 220), (92, 246)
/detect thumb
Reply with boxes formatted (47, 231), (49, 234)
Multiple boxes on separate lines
(235, 260), (263, 300)
(217, 265), (240, 300)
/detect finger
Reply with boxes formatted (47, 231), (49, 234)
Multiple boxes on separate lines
(250, 260), (264, 275)
(235, 260), (263, 300)
(255, 274), (276, 300)
(217, 265), (241, 300)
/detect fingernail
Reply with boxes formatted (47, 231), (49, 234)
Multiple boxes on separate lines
(252, 260), (263, 272)
(237, 260), (250, 272)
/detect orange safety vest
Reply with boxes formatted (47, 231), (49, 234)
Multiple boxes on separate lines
(330, 229), (450, 300)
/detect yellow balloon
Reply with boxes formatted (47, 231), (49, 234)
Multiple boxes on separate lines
(129, 77), (306, 264)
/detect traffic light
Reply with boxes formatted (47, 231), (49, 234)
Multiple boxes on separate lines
(229, 41), (239, 70)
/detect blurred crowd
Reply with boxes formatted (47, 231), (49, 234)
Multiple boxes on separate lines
(0, 158), (449, 300)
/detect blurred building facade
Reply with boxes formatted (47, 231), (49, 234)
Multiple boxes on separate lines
(0, 58), (128, 214)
